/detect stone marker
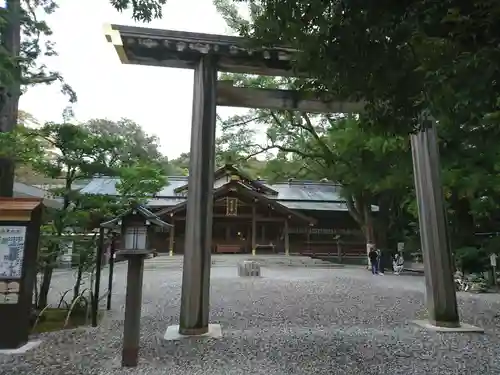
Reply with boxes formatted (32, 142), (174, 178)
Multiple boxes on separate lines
(238, 261), (261, 277)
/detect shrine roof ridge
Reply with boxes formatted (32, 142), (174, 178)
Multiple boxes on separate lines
(86, 174), (341, 187)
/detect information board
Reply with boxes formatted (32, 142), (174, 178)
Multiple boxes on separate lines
(0, 226), (26, 280)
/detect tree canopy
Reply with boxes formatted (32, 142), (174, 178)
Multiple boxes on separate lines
(222, 0), (500, 134)
(3, 117), (169, 308)
(213, 0), (500, 255)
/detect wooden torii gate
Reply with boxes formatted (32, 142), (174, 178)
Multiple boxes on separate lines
(104, 24), (470, 336)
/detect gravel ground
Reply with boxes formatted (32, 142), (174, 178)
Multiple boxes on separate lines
(1, 263), (500, 375)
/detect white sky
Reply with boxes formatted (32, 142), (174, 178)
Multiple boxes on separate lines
(19, 0), (247, 159)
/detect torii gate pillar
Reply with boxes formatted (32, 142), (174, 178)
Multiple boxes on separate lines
(178, 56), (217, 336)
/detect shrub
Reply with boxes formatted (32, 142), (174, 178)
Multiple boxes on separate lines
(455, 246), (489, 274)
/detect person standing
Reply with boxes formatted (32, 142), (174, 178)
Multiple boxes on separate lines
(368, 247), (378, 275)
(376, 248), (384, 275)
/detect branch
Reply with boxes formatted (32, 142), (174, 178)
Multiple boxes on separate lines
(270, 111), (338, 167)
(22, 74), (59, 85)
(345, 194), (364, 225)
(300, 113), (337, 163)
(220, 113), (271, 131)
(240, 141), (323, 162)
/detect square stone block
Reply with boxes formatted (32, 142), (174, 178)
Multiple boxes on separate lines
(238, 261), (261, 277)
(163, 324), (222, 341)
(0, 340), (42, 355)
(412, 320), (484, 333)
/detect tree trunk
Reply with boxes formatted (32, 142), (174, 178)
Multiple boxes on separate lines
(374, 194), (392, 251)
(38, 265), (53, 309)
(0, 0), (22, 197)
(73, 263), (83, 303)
(345, 191), (376, 268)
(449, 193), (475, 249)
(362, 206), (376, 267)
(38, 175), (74, 308)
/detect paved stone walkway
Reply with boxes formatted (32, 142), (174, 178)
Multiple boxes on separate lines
(1, 265), (500, 375)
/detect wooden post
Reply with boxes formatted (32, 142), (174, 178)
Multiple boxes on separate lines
(92, 226), (105, 327)
(179, 55), (217, 336)
(284, 219), (290, 256)
(121, 253), (147, 367)
(410, 116), (459, 327)
(251, 203), (256, 256)
(169, 221), (175, 257)
(106, 235), (116, 311)
(336, 238), (342, 263)
(306, 229), (311, 253)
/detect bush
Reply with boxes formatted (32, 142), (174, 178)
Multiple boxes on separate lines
(455, 246), (489, 274)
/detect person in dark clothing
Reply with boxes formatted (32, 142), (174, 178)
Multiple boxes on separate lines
(368, 248), (378, 274)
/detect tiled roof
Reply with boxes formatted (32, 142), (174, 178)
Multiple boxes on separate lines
(80, 176), (344, 200)
(78, 176), (379, 212)
(13, 182), (63, 209)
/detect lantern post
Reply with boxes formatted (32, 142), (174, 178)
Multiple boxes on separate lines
(100, 204), (171, 367)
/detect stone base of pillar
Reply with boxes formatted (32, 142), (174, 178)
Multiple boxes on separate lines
(0, 340), (42, 355)
(252, 249), (256, 256)
(163, 324), (222, 341)
(412, 320), (484, 333)
(169, 250), (173, 257)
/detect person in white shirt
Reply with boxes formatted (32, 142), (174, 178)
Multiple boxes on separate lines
(393, 253), (404, 275)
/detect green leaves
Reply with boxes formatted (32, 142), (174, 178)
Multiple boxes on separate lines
(108, 0), (168, 22)
(228, 0), (500, 136)
(116, 161), (167, 201)
(0, 125), (43, 163)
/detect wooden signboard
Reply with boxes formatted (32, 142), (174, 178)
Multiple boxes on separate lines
(0, 198), (43, 349)
(226, 197), (238, 216)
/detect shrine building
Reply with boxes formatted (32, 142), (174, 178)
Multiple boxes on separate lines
(80, 165), (368, 260)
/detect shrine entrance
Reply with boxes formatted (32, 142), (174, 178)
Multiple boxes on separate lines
(155, 179), (315, 255)
(105, 24), (460, 335)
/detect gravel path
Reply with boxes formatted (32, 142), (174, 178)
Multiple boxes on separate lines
(1, 265), (500, 375)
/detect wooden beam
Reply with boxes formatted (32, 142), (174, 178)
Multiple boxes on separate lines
(284, 219), (290, 256)
(251, 203), (257, 256)
(169, 221), (175, 257)
(174, 215), (284, 222)
(216, 81), (365, 114)
(105, 24), (297, 76)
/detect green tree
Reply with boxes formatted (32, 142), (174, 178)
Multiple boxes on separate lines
(169, 152), (190, 175)
(84, 119), (162, 163)
(0, 0), (170, 197)
(31, 121), (167, 308)
(227, 0), (500, 132)
(216, 0), (500, 252)
(116, 160), (167, 201)
(33, 122), (119, 308)
(217, 73), (412, 249)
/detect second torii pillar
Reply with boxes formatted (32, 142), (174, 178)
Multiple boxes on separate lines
(411, 115), (482, 333)
(164, 55), (222, 340)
